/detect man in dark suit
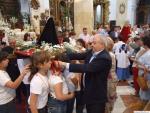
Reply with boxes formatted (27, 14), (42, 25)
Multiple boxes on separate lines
(59, 34), (112, 113)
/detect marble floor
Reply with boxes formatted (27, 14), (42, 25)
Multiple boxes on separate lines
(112, 85), (135, 113)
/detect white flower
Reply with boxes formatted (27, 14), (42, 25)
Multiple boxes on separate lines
(10, 17), (18, 24)
(23, 41), (33, 47)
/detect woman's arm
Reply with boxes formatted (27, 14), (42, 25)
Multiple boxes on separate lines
(30, 93), (38, 113)
(54, 83), (74, 101)
(5, 65), (29, 89)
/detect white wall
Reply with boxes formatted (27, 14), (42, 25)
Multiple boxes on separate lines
(109, 0), (117, 21)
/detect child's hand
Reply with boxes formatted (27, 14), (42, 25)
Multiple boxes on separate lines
(69, 92), (75, 98)
(71, 77), (78, 88)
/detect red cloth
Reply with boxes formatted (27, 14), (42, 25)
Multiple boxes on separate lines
(15, 48), (35, 57)
(132, 67), (140, 94)
(120, 26), (131, 43)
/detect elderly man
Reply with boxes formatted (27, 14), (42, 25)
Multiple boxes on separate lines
(59, 34), (112, 113)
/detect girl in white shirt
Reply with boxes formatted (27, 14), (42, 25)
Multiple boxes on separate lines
(28, 51), (52, 113)
(0, 51), (29, 113)
(48, 60), (74, 113)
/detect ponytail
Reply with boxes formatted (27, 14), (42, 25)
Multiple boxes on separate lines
(28, 64), (38, 82)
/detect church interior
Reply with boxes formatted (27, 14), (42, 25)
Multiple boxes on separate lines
(0, 0), (150, 113)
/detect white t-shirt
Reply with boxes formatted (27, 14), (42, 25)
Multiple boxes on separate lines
(17, 58), (31, 84)
(69, 37), (76, 46)
(113, 41), (125, 54)
(0, 70), (15, 105)
(79, 33), (91, 43)
(116, 51), (130, 68)
(63, 69), (76, 92)
(49, 75), (69, 98)
(28, 73), (49, 109)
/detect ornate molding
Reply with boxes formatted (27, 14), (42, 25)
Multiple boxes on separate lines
(119, 3), (126, 14)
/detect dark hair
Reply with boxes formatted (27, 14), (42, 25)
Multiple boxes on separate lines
(0, 51), (9, 62)
(76, 39), (86, 48)
(69, 31), (76, 37)
(29, 51), (51, 81)
(1, 41), (6, 46)
(24, 33), (30, 41)
(83, 27), (87, 31)
(55, 52), (70, 62)
(142, 35), (150, 48)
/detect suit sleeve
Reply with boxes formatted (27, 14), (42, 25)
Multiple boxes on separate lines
(68, 50), (90, 60)
(69, 57), (111, 73)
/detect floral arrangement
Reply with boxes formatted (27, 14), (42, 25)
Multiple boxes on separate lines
(6, 29), (16, 38)
(63, 42), (77, 53)
(15, 40), (78, 59)
(15, 40), (36, 51)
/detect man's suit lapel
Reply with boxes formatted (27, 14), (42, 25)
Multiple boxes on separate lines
(85, 52), (93, 63)
(87, 50), (105, 63)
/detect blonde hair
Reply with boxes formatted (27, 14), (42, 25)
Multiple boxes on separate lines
(106, 37), (114, 51)
(29, 51), (52, 81)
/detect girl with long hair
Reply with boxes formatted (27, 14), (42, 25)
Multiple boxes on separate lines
(28, 51), (52, 113)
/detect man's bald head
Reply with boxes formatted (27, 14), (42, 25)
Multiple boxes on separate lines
(91, 34), (107, 52)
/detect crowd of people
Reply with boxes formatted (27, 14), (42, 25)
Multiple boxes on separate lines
(0, 20), (150, 113)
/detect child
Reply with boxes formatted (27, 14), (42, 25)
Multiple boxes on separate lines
(116, 44), (130, 81)
(48, 60), (74, 113)
(28, 51), (52, 113)
(0, 51), (29, 113)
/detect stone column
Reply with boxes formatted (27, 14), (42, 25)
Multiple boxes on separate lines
(74, 0), (94, 36)
(109, 0), (117, 21)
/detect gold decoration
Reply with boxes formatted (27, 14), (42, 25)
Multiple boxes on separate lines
(103, 0), (110, 25)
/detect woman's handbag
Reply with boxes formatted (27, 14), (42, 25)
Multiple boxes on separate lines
(137, 75), (148, 91)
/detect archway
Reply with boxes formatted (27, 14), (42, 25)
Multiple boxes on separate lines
(95, 5), (102, 26)
(93, 0), (109, 28)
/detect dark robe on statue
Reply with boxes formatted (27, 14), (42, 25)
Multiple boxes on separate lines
(37, 17), (59, 45)
(120, 26), (131, 43)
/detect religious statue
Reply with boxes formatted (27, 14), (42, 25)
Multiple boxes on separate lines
(31, 15), (40, 35)
(31, 0), (40, 10)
